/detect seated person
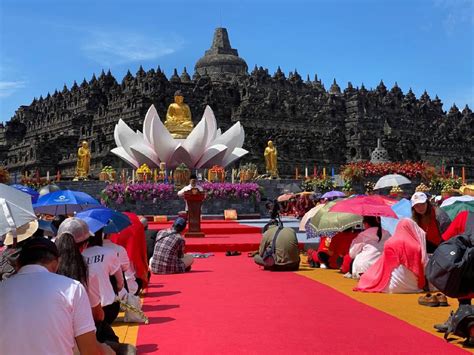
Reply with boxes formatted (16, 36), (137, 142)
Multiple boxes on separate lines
(254, 220), (300, 271)
(307, 229), (359, 269)
(355, 218), (427, 294)
(349, 216), (390, 279)
(109, 212), (149, 292)
(149, 218), (194, 274)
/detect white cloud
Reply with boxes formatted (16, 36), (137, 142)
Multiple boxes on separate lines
(0, 81), (27, 98)
(433, 0), (474, 35)
(81, 30), (184, 66)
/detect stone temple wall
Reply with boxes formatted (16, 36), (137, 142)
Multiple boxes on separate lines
(1, 32), (472, 179)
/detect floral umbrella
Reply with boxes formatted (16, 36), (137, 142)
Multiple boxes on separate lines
(307, 200), (363, 239)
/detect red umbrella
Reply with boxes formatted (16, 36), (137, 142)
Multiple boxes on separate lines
(329, 195), (398, 218)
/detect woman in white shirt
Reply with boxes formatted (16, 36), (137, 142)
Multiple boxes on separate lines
(349, 216), (390, 279)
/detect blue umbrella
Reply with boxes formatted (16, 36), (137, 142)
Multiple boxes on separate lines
(33, 190), (100, 215)
(75, 207), (131, 234)
(381, 198), (412, 235)
(10, 184), (40, 203)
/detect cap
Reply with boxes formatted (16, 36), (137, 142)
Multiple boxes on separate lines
(57, 217), (91, 243)
(21, 236), (59, 257)
(172, 217), (187, 232)
(411, 192), (428, 207)
(3, 220), (39, 246)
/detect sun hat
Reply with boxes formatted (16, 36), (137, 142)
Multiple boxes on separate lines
(57, 217), (91, 243)
(2, 220), (39, 246)
(411, 192), (428, 207)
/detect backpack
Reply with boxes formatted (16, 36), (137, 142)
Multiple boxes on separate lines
(426, 234), (474, 298)
(262, 226), (283, 267)
(444, 305), (474, 344)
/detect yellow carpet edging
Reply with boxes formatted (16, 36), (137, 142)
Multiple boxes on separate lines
(296, 257), (471, 351)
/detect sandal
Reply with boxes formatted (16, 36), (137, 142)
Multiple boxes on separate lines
(226, 251), (241, 256)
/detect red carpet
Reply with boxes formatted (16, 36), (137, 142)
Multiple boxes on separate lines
(136, 253), (466, 354)
(149, 221), (263, 252)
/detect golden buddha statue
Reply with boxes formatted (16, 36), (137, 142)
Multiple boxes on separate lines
(74, 141), (91, 180)
(264, 140), (278, 177)
(164, 90), (194, 139)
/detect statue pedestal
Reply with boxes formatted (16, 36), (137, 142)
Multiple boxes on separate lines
(184, 190), (205, 238)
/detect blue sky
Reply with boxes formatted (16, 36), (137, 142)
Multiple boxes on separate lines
(0, 0), (472, 123)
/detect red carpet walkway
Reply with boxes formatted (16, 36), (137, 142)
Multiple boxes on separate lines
(136, 253), (467, 354)
(148, 221), (263, 252)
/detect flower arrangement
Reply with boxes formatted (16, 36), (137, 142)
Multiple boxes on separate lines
(201, 182), (262, 201)
(208, 165), (225, 182)
(302, 175), (335, 193)
(0, 166), (10, 184)
(100, 166), (116, 182)
(100, 182), (262, 205)
(239, 163), (258, 182)
(340, 161), (437, 181)
(20, 176), (49, 189)
(341, 179), (354, 193)
(428, 176), (462, 195)
(174, 163), (190, 187)
(100, 183), (175, 205)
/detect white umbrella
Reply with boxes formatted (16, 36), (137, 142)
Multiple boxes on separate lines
(440, 195), (474, 208)
(374, 174), (411, 190)
(0, 184), (37, 242)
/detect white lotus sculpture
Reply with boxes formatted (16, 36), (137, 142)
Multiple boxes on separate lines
(111, 105), (248, 169)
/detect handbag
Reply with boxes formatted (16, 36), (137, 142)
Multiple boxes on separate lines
(262, 226), (283, 267)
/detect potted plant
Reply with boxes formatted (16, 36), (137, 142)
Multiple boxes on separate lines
(100, 166), (116, 182)
(173, 163), (191, 187)
(208, 165), (225, 182)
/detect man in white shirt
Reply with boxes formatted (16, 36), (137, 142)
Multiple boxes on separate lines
(0, 237), (102, 355)
(177, 174), (204, 211)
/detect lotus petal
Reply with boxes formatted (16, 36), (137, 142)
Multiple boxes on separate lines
(130, 142), (160, 167)
(169, 145), (194, 168)
(181, 115), (209, 166)
(221, 147), (249, 167)
(114, 120), (142, 161)
(211, 122), (244, 162)
(111, 147), (139, 168)
(196, 144), (228, 168)
(143, 105), (157, 145)
(150, 112), (178, 163)
(202, 106), (217, 146)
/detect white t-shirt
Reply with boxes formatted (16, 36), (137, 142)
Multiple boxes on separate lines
(103, 239), (138, 295)
(86, 272), (101, 308)
(177, 184), (204, 210)
(0, 265), (95, 355)
(82, 246), (121, 307)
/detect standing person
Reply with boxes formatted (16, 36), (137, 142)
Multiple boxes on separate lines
(0, 237), (103, 355)
(254, 220), (300, 271)
(177, 174), (204, 211)
(82, 229), (123, 326)
(349, 216), (390, 279)
(150, 218), (194, 274)
(411, 192), (451, 253)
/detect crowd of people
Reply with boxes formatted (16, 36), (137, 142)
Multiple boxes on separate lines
(0, 194), (196, 355)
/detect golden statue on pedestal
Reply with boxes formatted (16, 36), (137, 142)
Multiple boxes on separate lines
(264, 140), (278, 178)
(74, 141), (91, 180)
(164, 90), (194, 139)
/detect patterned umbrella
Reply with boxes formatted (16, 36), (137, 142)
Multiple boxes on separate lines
(307, 200), (362, 239)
